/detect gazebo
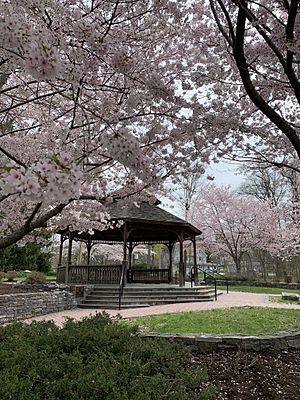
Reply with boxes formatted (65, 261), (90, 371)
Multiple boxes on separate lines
(56, 201), (201, 287)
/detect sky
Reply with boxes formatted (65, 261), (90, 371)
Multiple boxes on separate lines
(160, 160), (245, 218)
(205, 160), (244, 188)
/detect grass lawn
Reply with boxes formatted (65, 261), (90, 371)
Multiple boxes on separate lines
(129, 307), (300, 335)
(218, 285), (300, 295)
(46, 274), (56, 281)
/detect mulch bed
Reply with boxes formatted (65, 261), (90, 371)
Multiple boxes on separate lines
(197, 349), (300, 399)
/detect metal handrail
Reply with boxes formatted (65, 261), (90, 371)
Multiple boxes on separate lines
(118, 264), (126, 310)
(190, 265), (229, 301)
(198, 265), (229, 294)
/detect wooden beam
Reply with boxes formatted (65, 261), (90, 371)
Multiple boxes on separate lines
(65, 233), (73, 284)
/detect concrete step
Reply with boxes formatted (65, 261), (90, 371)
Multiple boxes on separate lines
(90, 290), (215, 296)
(79, 286), (222, 309)
(91, 286), (214, 292)
(78, 303), (150, 309)
(80, 297), (215, 307)
(85, 291), (215, 299)
(82, 296), (214, 303)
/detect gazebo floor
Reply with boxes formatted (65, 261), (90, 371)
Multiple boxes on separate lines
(77, 283), (222, 309)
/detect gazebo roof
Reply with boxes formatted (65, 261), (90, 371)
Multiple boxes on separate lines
(59, 201), (201, 244)
(108, 202), (192, 225)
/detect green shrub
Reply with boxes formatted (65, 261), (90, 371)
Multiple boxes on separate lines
(6, 270), (17, 282)
(0, 314), (213, 400)
(25, 271), (47, 284)
(132, 262), (148, 269)
(0, 271), (5, 281)
(224, 273), (252, 282)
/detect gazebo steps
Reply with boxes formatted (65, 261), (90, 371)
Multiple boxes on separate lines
(92, 286), (214, 296)
(77, 286), (222, 309)
(79, 302), (151, 309)
(85, 292), (215, 300)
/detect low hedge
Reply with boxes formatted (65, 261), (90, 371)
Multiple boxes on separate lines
(0, 313), (213, 400)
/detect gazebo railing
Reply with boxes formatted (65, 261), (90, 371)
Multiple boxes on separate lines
(56, 265), (122, 284)
(127, 268), (170, 283)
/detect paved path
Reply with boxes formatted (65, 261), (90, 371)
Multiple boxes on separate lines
(24, 292), (300, 327)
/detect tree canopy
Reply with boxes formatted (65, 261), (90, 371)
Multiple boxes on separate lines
(1, 1), (300, 248)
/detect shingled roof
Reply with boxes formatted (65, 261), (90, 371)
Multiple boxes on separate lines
(59, 201), (201, 243)
(107, 202), (192, 226)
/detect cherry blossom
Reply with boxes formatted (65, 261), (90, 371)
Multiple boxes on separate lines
(1, 0), (300, 252)
(189, 186), (288, 273)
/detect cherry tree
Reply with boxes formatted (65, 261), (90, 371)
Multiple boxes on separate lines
(3, 1), (300, 250)
(189, 186), (282, 273)
(185, 1), (300, 173)
(0, 1), (212, 248)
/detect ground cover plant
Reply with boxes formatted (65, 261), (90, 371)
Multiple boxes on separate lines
(130, 307), (300, 335)
(0, 313), (214, 400)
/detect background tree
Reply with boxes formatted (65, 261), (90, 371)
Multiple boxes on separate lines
(238, 164), (288, 206)
(0, 242), (52, 273)
(189, 186), (280, 274)
(173, 162), (205, 219)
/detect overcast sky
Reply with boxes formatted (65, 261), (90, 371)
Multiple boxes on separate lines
(160, 161), (245, 218)
(206, 161), (244, 188)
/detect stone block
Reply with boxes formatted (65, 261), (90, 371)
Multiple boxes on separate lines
(287, 338), (300, 348)
(281, 292), (299, 301)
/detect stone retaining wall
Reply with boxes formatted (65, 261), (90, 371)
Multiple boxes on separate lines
(0, 291), (77, 324)
(141, 332), (300, 352)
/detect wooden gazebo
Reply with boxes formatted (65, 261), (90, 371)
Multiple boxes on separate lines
(56, 201), (201, 287)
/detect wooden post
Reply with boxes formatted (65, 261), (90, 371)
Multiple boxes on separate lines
(128, 242), (133, 270)
(167, 241), (174, 283)
(122, 223), (128, 284)
(179, 238), (185, 287)
(86, 237), (92, 265)
(192, 238), (199, 285)
(58, 234), (64, 267)
(65, 233), (73, 284)
(147, 245), (151, 268)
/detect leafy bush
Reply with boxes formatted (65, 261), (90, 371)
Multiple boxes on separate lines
(224, 273), (253, 282)
(25, 271), (47, 284)
(6, 270), (17, 282)
(0, 314), (213, 400)
(132, 262), (148, 269)
(0, 271), (5, 281)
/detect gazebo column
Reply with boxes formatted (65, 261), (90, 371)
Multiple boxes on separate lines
(122, 223), (129, 285)
(167, 241), (174, 283)
(86, 237), (92, 265)
(128, 242), (133, 270)
(65, 233), (73, 284)
(192, 237), (199, 285)
(58, 234), (64, 267)
(179, 236), (185, 287)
